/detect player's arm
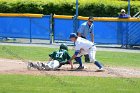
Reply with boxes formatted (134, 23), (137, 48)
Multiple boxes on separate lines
(49, 51), (56, 61)
(90, 33), (94, 42)
(68, 45), (81, 68)
(68, 54), (76, 69)
(69, 50), (80, 62)
(90, 25), (94, 42)
(68, 60), (73, 69)
(65, 52), (73, 69)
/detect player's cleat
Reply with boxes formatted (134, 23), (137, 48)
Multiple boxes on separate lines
(41, 63), (45, 68)
(76, 66), (84, 70)
(36, 62), (43, 71)
(40, 63), (48, 70)
(96, 68), (105, 72)
(27, 62), (33, 70)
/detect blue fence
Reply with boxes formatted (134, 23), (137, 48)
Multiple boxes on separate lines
(31, 16), (50, 39)
(0, 15), (50, 42)
(127, 22), (140, 45)
(54, 18), (73, 41)
(78, 20), (118, 44)
(0, 17), (30, 38)
(53, 18), (140, 46)
(0, 14), (140, 46)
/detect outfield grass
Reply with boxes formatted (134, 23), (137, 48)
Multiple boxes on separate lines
(0, 74), (139, 93)
(0, 45), (140, 67)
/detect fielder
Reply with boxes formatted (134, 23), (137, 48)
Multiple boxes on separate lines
(27, 44), (73, 71)
(77, 16), (94, 62)
(68, 33), (104, 70)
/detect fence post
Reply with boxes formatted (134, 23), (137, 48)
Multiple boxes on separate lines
(73, 0), (79, 33)
(50, 14), (54, 44)
(126, 22), (129, 48)
(73, 15), (79, 33)
(76, 0), (78, 17)
(29, 18), (32, 43)
(128, 0), (130, 16)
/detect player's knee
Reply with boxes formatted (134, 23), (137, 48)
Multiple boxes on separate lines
(76, 54), (82, 57)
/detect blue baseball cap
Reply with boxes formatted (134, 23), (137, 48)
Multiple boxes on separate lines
(69, 33), (77, 38)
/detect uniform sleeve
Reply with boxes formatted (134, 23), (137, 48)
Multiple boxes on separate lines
(77, 25), (84, 33)
(49, 51), (56, 59)
(74, 50), (80, 56)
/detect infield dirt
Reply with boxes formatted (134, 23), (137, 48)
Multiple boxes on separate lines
(0, 58), (140, 78)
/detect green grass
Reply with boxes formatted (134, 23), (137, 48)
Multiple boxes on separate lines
(0, 45), (140, 67)
(0, 74), (139, 93)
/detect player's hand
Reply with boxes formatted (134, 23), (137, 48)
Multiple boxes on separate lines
(71, 66), (74, 69)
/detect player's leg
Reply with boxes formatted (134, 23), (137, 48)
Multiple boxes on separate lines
(27, 62), (33, 70)
(51, 60), (60, 70)
(40, 62), (50, 70)
(42, 60), (60, 70)
(75, 57), (84, 69)
(75, 50), (86, 69)
(58, 61), (70, 68)
(84, 54), (90, 63)
(88, 46), (104, 70)
(27, 62), (42, 70)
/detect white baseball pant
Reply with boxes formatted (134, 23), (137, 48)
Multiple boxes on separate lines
(77, 46), (96, 62)
(44, 60), (60, 70)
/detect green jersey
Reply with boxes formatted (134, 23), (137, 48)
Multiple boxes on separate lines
(49, 49), (71, 63)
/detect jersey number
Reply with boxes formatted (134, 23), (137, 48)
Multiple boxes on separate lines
(56, 52), (63, 58)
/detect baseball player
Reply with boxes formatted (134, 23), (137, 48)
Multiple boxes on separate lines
(27, 44), (73, 70)
(77, 16), (94, 62)
(68, 33), (103, 70)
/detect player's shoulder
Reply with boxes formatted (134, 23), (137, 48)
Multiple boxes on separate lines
(81, 21), (87, 26)
(51, 51), (57, 55)
(76, 37), (81, 42)
(75, 37), (83, 45)
(59, 49), (67, 53)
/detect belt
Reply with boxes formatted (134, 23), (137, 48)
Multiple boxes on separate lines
(89, 45), (94, 49)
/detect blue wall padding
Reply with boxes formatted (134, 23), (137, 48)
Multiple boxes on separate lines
(31, 16), (50, 39)
(0, 17), (30, 38)
(0, 16), (50, 39)
(54, 18), (73, 41)
(127, 22), (140, 45)
(78, 20), (118, 44)
(0, 15), (140, 46)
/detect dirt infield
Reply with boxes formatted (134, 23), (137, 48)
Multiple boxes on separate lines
(0, 58), (140, 78)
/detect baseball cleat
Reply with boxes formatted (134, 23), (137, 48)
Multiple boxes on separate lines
(76, 66), (84, 70)
(40, 63), (47, 70)
(36, 62), (43, 71)
(96, 68), (105, 72)
(27, 62), (33, 70)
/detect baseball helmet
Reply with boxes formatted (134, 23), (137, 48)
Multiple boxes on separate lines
(60, 44), (68, 51)
(69, 33), (77, 38)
